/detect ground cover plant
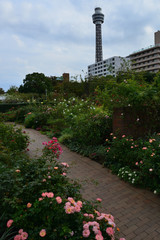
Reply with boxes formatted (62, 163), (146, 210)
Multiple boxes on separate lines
(0, 123), (125, 240)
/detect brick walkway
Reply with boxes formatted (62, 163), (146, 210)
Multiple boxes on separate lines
(15, 125), (160, 240)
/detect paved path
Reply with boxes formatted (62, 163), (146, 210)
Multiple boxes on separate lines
(13, 124), (160, 240)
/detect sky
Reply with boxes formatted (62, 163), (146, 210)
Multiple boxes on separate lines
(1, 0), (160, 91)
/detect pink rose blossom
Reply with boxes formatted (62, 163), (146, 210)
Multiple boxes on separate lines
(106, 227), (114, 236)
(68, 197), (75, 204)
(119, 238), (126, 240)
(47, 192), (54, 198)
(135, 162), (139, 166)
(39, 197), (43, 201)
(82, 229), (90, 238)
(96, 198), (102, 202)
(42, 179), (46, 182)
(93, 226), (99, 234)
(39, 229), (46, 237)
(83, 223), (89, 229)
(84, 213), (89, 217)
(74, 205), (81, 212)
(149, 168), (153, 172)
(14, 235), (21, 240)
(142, 147), (147, 150)
(61, 162), (69, 167)
(21, 232), (28, 240)
(88, 214), (94, 219)
(56, 196), (62, 204)
(65, 206), (75, 214)
(95, 234), (104, 240)
(7, 219), (13, 228)
(27, 203), (32, 208)
(41, 192), (48, 197)
(77, 200), (82, 207)
(19, 229), (23, 234)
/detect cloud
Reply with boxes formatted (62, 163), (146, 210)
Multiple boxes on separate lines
(12, 35), (25, 48)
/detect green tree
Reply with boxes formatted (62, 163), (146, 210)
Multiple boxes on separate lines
(7, 85), (18, 94)
(0, 88), (5, 94)
(19, 72), (53, 94)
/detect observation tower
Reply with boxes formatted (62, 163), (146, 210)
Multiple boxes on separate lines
(92, 7), (104, 63)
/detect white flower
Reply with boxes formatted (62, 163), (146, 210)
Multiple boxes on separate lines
(154, 190), (157, 194)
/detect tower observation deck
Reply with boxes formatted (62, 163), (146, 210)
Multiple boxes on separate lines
(92, 7), (104, 63)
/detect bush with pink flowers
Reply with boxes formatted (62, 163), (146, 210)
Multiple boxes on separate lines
(0, 124), (125, 240)
(104, 133), (160, 194)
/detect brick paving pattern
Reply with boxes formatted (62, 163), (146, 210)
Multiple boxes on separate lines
(14, 125), (160, 240)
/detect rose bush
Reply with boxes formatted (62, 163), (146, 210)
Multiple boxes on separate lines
(104, 133), (160, 194)
(0, 124), (125, 240)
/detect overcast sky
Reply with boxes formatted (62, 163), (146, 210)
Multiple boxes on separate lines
(1, 0), (160, 91)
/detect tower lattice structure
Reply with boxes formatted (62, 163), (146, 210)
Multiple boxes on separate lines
(92, 7), (104, 63)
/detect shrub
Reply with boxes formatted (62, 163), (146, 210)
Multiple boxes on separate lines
(71, 113), (112, 146)
(0, 122), (28, 151)
(104, 133), (160, 194)
(0, 126), (124, 240)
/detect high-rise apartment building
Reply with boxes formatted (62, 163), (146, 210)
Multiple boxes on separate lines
(128, 31), (160, 73)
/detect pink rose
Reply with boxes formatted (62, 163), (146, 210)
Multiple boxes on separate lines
(82, 229), (90, 238)
(96, 198), (102, 202)
(14, 235), (21, 240)
(41, 192), (48, 197)
(106, 227), (114, 236)
(27, 203), (32, 208)
(95, 234), (104, 240)
(47, 192), (54, 198)
(56, 196), (62, 204)
(88, 214), (94, 219)
(21, 232), (28, 240)
(7, 219), (13, 228)
(84, 213), (89, 217)
(39, 229), (46, 237)
(77, 200), (82, 207)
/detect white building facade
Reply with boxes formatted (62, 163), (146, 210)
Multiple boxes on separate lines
(88, 56), (129, 77)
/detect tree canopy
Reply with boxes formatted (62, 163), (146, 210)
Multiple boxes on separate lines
(19, 72), (53, 94)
